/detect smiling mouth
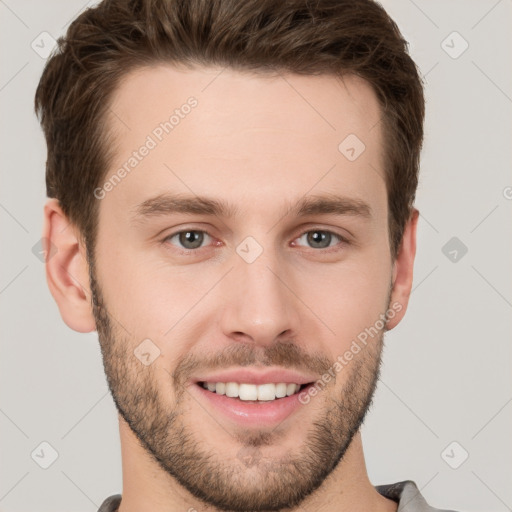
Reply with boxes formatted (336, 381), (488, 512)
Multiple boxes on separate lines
(198, 381), (313, 402)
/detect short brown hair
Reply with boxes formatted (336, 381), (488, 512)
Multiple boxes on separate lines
(35, 0), (424, 260)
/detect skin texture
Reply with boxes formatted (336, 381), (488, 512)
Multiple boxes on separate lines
(44, 65), (418, 512)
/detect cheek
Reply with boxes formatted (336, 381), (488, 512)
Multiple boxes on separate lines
(97, 245), (219, 350)
(95, 215), (392, 357)
(299, 259), (391, 352)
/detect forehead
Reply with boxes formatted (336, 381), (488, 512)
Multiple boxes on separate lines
(102, 64), (386, 223)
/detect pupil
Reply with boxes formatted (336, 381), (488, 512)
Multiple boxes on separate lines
(180, 231), (203, 249)
(308, 231), (330, 248)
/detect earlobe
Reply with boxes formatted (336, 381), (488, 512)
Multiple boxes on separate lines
(43, 199), (96, 333)
(386, 208), (419, 331)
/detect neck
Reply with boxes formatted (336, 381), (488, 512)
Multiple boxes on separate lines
(117, 416), (397, 512)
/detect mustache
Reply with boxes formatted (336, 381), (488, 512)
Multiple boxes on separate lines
(172, 340), (333, 389)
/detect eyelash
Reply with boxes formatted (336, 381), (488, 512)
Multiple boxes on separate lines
(161, 228), (349, 253)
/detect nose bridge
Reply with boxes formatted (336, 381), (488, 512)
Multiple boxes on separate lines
(219, 238), (299, 343)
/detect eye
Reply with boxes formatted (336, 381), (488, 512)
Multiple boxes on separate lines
(164, 230), (213, 250)
(293, 229), (347, 250)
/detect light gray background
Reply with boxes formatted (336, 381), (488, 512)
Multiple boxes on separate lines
(1, 1), (511, 511)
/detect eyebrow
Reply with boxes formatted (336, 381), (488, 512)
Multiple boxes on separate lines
(131, 192), (372, 222)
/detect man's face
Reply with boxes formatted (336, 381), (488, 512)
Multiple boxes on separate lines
(92, 65), (393, 511)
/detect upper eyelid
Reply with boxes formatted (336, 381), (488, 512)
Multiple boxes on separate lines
(294, 230), (346, 242)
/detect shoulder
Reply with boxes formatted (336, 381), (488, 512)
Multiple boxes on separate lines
(375, 480), (461, 512)
(97, 494), (122, 512)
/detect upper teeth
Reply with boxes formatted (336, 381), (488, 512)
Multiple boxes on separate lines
(201, 382), (302, 401)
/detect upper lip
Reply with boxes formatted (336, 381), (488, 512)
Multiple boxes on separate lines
(191, 368), (317, 386)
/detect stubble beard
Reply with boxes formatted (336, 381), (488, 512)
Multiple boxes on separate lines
(90, 265), (385, 512)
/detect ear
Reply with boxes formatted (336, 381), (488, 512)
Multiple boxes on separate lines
(43, 199), (96, 333)
(386, 208), (419, 330)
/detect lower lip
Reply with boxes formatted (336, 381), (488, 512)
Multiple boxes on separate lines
(191, 383), (312, 427)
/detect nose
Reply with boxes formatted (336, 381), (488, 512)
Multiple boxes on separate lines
(218, 246), (301, 347)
